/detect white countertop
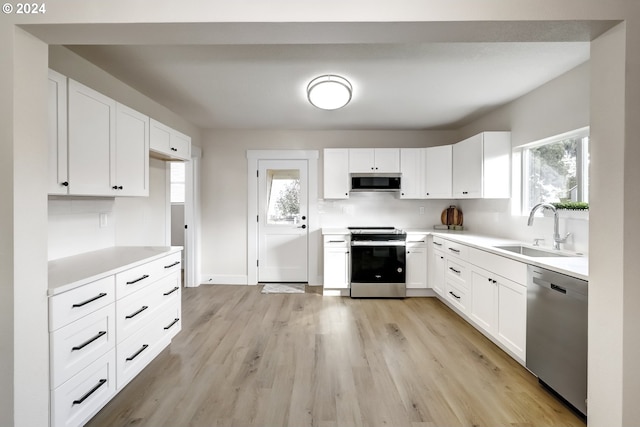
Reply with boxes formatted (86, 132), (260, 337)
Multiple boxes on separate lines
(320, 227), (588, 280)
(48, 246), (183, 296)
(431, 231), (588, 281)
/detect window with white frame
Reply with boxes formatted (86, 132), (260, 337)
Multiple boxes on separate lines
(170, 162), (186, 204)
(521, 127), (589, 213)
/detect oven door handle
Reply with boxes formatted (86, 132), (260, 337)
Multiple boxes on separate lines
(351, 241), (406, 247)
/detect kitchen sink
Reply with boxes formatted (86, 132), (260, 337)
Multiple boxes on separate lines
(493, 245), (577, 257)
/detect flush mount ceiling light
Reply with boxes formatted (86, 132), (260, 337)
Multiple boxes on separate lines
(307, 74), (352, 110)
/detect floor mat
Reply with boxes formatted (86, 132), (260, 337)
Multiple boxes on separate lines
(261, 283), (306, 294)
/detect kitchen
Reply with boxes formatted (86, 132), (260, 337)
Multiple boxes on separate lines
(2, 5), (640, 427)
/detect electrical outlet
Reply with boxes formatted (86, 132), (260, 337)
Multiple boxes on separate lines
(419, 206), (425, 215)
(99, 213), (108, 228)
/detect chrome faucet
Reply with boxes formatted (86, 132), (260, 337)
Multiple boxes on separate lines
(527, 203), (571, 250)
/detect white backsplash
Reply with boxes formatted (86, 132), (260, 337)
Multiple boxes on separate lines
(319, 194), (589, 255)
(457, 199), (589, 254)
(48, 197), (116, 260)
(319, 192), (451, 229)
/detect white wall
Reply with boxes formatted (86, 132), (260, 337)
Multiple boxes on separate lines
(200, 130), (457, 283)
(456, 62), (591, 254)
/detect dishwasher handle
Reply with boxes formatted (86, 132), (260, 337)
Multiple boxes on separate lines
(551, 284), (567, 294)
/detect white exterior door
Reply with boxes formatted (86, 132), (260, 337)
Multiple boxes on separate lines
(258, 159), (309, 282)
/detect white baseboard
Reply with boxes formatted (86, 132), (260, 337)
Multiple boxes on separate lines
(201, 274), (248, 285)
(406, 288), (437, 297)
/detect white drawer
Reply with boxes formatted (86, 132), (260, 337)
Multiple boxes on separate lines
(469, 247), (527, 285)
(51, 349), (116, 427)
(49, 276), (115, 331)
(446, 258), (469, 288)
(116, 280), (162, 343)
(116, 318), (165, 390)
(431, 236), (445, 250)
(406, 233), (428, 244)
(50, 304), (116, 389)
(444, 240), (469, 261)
(156, 303), (182, 342)
(323, 235), (349, 248)
(155, 271), (181, 311)
(115, 252), (181, 299)
(445, 280), (468, 314)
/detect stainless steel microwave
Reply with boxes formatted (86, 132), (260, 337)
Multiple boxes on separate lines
(350, 173), (401, 192)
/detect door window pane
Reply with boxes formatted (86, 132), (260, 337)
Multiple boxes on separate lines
(266, 169), (300, 225)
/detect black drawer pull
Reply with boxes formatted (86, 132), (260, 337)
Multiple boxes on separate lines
(72, 292), (107, 308)
(126, 344), (149, 361)
(164, 261), (180, 269)
(433, 242), (442, 246)
(72, 331), (107, 351)
(448, 248), (460, 253)
(125, 306), (149, 319)
(449, 291), (461, 300)
(449, 267), (461, 274)
(164, 318), (180, 330)
(163, 287), (179, 296)
(126, 274), (149, 285)
(72, 379), (107, 406)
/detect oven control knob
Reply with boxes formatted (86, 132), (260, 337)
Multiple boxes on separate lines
(397, 268), (403, 273)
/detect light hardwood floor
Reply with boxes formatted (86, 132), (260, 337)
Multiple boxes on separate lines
(87, 285), (586, 427)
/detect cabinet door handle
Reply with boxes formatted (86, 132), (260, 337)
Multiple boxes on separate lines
(164, 318), (180, 330)
(72, 292), (107, 308)
(126, 274), (149, 285)
(72, 331), (107, 351)
(164, 261), (180, 269)
(448, 248), (460, 254)
(72, 379), (107, 406)
(171, 147), (178, 152)
(449, 267), (461, 274)
(163, 286), (179, 296)
(449, 291), (461, 300)
(61, 181), (69, 187)
(126, 344), (149, 361)
(125, 305), (149, 319)
(462, 191), (469, 195)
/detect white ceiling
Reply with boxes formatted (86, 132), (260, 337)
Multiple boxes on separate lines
(65, 34), (590, 131)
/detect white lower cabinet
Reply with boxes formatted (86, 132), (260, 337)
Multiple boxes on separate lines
(496, 275), (527, 360)
(51, 349), (117, 427)
(323, 234), (350, 289)
(434, 236), (527, 364)
(49, 249), (182, 427)
(406, 233), (428, 289)
(470, 266), (526, 361)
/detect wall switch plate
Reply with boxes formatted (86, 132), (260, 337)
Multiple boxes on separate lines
(99, 213), (108, 228)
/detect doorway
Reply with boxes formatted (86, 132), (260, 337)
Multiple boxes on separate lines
(257, 159), (308, 282)
(247, 150), (319, 286)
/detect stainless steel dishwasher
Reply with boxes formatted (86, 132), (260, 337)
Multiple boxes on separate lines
(526, 265), (588, 417)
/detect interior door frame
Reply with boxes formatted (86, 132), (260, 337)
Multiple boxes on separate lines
(247, 150), (319, 286)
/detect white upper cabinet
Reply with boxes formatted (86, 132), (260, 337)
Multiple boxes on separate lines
(48, 69), (68, 195)
(400, 148), (423, 199)
(424, 145), (453, 199)
(68, 79), (117, 196)
(323, 149), (350, 199)
(452, 131), (511, 199)
(67, 78), (150, 197)
(115, 104), (150, 197)
(349, 148), (400, 173)
(150, 119), (191, 161)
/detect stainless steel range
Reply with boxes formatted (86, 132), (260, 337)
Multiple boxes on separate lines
(348, 227), (406, 298)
